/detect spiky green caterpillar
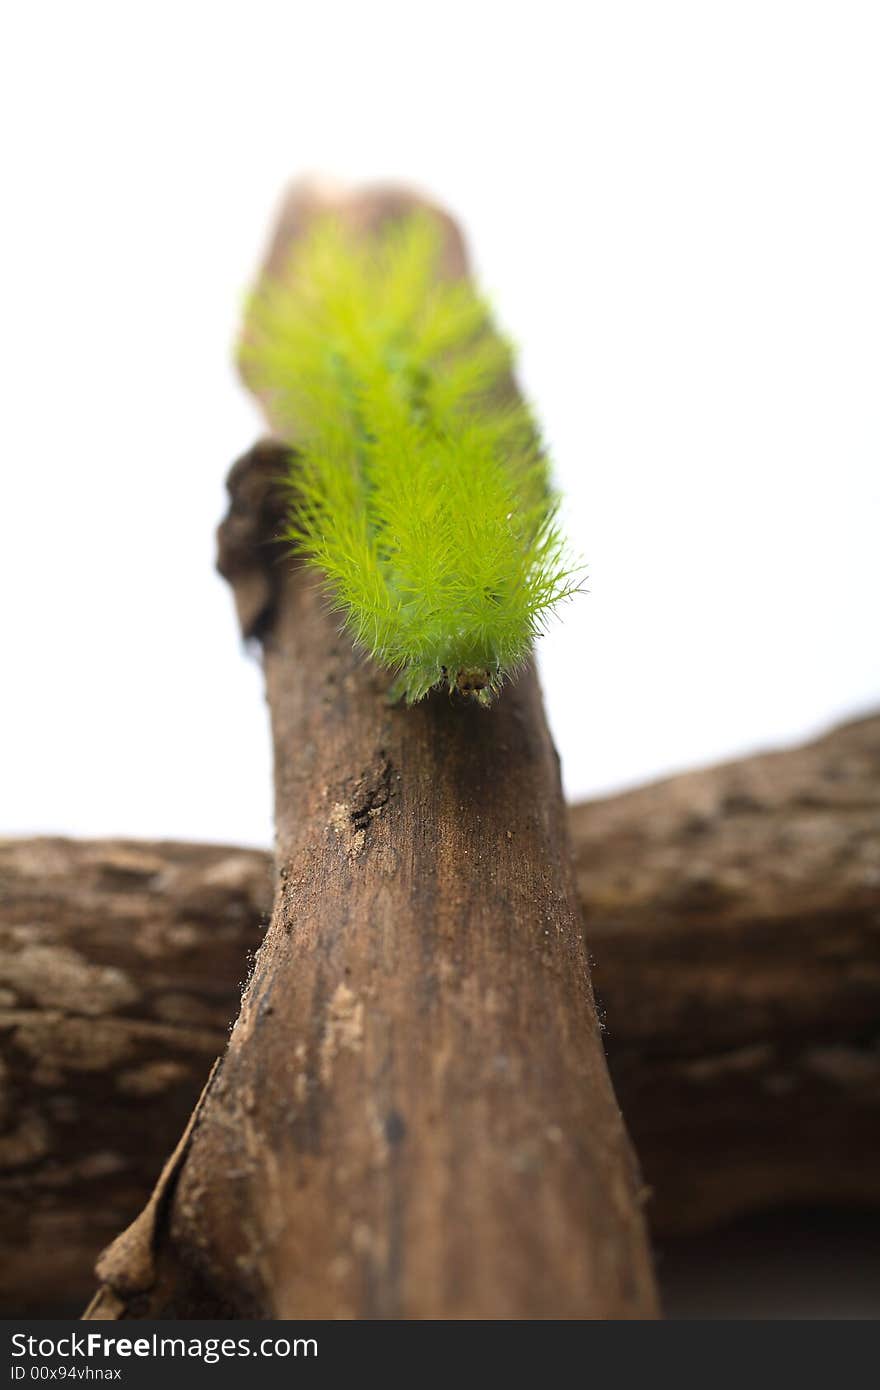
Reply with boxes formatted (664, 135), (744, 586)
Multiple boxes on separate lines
(241, 213), (578, 704)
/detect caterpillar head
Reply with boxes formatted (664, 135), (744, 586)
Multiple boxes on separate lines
(453, 667), (496, 707)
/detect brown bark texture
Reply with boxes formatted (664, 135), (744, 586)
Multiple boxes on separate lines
(0, 838), (269, 1316)
(575, 710), (880, 1234)
(81, 184), (659, 1320)
(2, 715), (878, 1313)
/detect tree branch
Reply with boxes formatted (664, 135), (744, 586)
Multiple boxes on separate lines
(0, 838), (268, 1315)
(3, 714), (878, 1312)
(80, 184), (658, 1320)
(574, 710), (880, 1234)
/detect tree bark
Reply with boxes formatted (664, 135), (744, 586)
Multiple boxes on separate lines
(575, 710), (880, 1234)
(82, 184), (659, 1320)
(3, 714), (878, 1313)
(0, 837), (268, 1316)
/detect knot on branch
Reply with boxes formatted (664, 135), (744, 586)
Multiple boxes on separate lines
(216, 439), (293, 640)
(329, 756), (393, 862)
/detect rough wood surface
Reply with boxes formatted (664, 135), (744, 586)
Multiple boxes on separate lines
(576, 711), (880, 1233)
(83, 184), (659, 1320)
(3, 715), (878, 1312)
(0, 837), (269, 1316)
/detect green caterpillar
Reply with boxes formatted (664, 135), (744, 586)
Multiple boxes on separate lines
(241, 213), (579, 705)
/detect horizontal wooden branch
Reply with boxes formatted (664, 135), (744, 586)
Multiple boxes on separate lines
(575, 710), (880, 1235)
(3, 713), (878, 1313)
(0, 839), (269, 1315)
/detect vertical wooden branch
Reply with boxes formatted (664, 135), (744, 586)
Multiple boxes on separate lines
(88, 184), (658, 1319)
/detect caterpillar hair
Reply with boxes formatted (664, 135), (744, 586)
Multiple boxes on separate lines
(240, 211), (581, 705)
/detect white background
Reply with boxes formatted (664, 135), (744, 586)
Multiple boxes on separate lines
(2, 1), (878, 848)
